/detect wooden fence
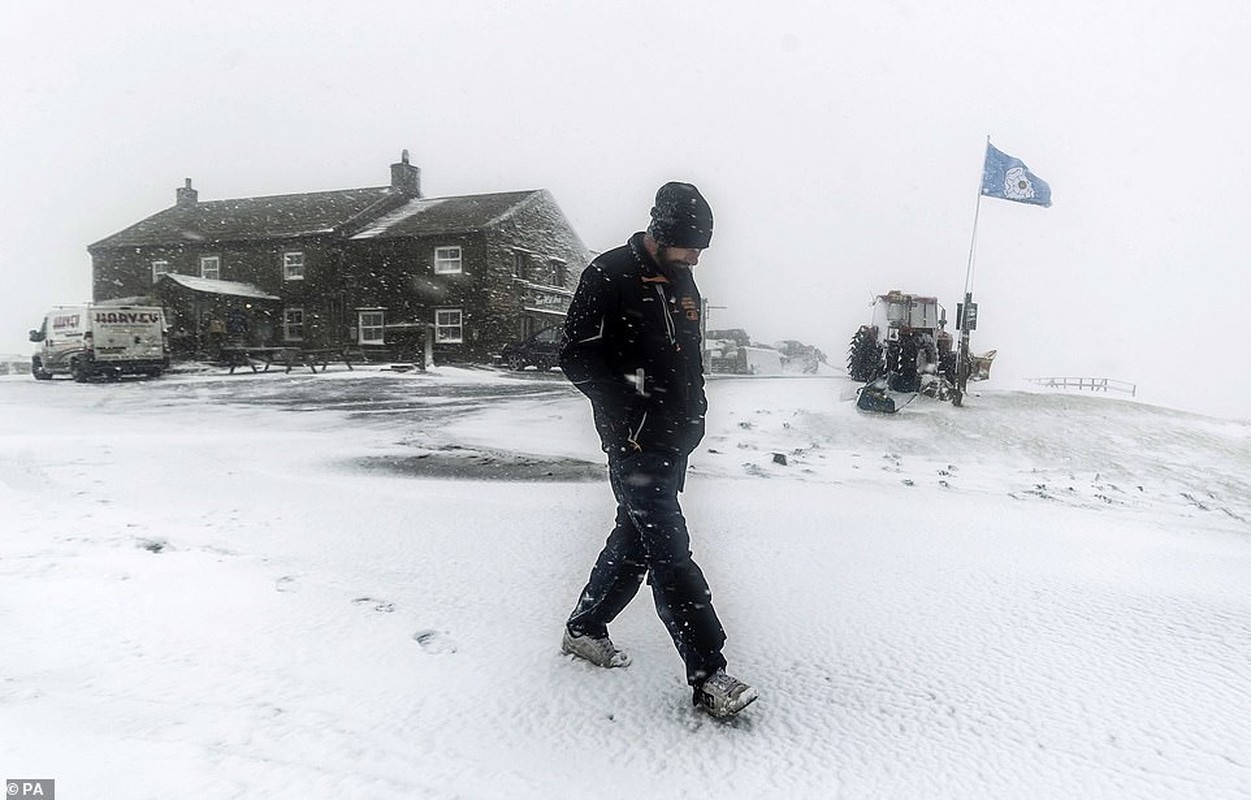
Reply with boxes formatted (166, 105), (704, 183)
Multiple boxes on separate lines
(1026, 377), (1136, 396)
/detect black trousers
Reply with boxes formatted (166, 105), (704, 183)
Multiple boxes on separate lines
(567, 450), (727, 685)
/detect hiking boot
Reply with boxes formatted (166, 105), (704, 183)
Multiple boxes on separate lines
(693, 670), (758, 718)
(561, 628), (631, 668)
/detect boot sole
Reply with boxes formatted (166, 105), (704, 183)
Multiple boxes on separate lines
(696, 687), (759, 718)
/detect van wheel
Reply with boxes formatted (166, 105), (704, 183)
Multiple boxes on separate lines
(31, 358), (52, 380)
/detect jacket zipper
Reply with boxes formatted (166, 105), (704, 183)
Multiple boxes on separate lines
(654, 284), (678, 348)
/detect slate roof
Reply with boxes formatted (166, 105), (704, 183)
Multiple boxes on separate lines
(90, 186), (545, 250)
(349, 190), (542, 239)
(89, 187), (397, 249)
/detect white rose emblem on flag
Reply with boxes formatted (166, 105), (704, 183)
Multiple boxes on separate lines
(981, 143), (1051, 207)
(1003, 166), (1036, 201)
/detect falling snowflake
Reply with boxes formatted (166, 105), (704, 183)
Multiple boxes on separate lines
(1003, 167), (1036, 200)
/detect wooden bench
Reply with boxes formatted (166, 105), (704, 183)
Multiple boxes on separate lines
(296, 348), (359, 373)
(220, 346), (295, 374)
(221, 346), (360, 374)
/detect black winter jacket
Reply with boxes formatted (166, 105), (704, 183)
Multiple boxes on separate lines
(560, 232), (707, 456)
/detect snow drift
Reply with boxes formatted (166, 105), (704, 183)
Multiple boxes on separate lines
(1, 369), (1248, 799)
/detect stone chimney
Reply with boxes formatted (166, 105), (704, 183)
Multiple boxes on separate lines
(390, 150), (422, 198)
(176, 178), (198, 208)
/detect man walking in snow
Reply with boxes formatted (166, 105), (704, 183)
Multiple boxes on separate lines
(558, 181), (758, 719)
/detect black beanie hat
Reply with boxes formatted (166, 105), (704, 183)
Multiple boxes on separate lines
(648, 182), (713, 249)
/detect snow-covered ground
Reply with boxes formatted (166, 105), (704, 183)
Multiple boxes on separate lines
(1, 367), (1249, 799)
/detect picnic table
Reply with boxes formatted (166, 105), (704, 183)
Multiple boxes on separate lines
(220, 346), (361, 374)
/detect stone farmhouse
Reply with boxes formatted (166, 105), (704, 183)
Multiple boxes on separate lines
(88, 152), (589, 364)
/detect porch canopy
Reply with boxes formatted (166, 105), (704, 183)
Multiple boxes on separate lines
(157, 273), (280, 301)
(156, 273), (282, 354)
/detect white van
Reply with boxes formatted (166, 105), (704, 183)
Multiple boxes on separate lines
(29, 304), (169, 381)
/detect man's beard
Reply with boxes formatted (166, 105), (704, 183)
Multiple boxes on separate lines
(656, 247), (693, 271)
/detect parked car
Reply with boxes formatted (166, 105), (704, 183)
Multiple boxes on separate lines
(498, 326), (561, 371)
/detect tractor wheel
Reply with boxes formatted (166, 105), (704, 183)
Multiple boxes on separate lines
(888, 333), (922, 393)
(31, 358), (52, 380)
(846, 325), (881, 382)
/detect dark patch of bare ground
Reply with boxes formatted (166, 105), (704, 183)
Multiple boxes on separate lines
(353, 446), (605, 482)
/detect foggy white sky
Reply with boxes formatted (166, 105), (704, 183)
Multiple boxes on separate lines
(3, 1), (1249, 419)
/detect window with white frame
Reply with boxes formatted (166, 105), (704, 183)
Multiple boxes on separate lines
(151, 260), (170, 283)
(434, 246), (462, 274)
(199, 255), (221, 280)
(283, 251), (305, 280)
(435, 308), (463, 343)
(358, 310), (385, 345)
(283, 308), (305, 341)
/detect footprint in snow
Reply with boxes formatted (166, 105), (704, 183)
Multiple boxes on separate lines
(742, 463), (770, 478)
(352, 597), (396, 613)
(413, 629), (458, 654)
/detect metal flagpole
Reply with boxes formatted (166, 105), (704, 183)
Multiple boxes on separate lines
(953, 136), (989, 407)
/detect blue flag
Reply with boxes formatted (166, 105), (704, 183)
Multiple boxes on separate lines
(981, 143), (1051, 207)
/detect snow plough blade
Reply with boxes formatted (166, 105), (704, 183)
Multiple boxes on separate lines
(856, 380), (915, 414)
